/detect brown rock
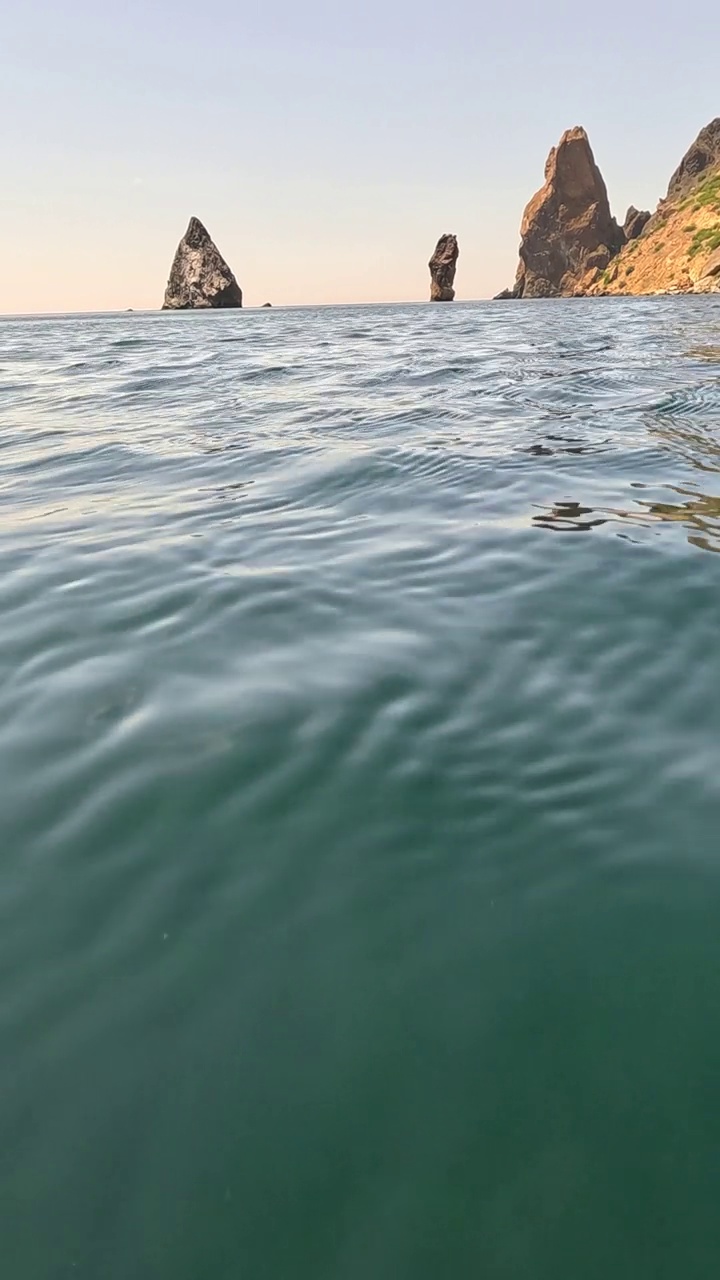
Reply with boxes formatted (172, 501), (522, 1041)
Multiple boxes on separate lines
(585, 117), (720, 299)
(667, 118), (720, 198)
(693, 247), (720, 291)
(163, 217), (243, 310)
(501, 126), (624, 298)
(623, 206), (651, 240)
(429, 234), (459, 301)
(701, 247), (720, 279)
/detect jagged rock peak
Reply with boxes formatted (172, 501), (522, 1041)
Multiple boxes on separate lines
(163, 217), (243, 310)
(623, 206), (651, 240)
(500, 126), (624, 299)
(667, 119), (720, 198)
(429, 234), (459, 301)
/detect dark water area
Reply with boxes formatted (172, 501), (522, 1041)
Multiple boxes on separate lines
(2, 299), (720, 1278)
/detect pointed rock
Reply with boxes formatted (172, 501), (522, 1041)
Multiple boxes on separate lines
(623, 206), (651, 240)
(500, 127), (624, 298)
(429, 234), (459, 301)
(667, 119), (720, 198)
(163, 217), (243, 310)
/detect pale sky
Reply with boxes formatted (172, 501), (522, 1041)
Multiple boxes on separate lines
(1, 0), (717, 312)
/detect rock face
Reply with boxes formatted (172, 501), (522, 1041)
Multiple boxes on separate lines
(623, 206), (651, 240)
(701, 247), (720, 280)
(588, 118), (720, 297)
(667, 118), (720, 198)
(429, 234), (459, 301)
(163, 217), (243, 310)
(501, 127), (625, 298)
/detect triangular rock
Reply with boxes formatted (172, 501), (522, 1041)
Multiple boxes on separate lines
(163, 217), (243, 310)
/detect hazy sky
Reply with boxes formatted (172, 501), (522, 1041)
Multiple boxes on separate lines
(1, 1), (717, 312)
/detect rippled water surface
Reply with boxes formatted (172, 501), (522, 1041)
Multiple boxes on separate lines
(3, 299), (720, 1278)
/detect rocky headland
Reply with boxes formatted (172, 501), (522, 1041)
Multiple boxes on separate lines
(429, 234), (459, 301)
(589, 119), (720, 296)
(163, 217), (243, 310)
(499, 118), (720, 299)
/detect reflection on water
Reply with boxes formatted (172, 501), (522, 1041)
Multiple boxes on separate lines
(523, 434), (609, 458)
(534, 487), (720, 552)
(643, 490), (720, 554)
(685, 345), (720, 363)
(532, 362), (720, 549)
(533, 501), (609, 533)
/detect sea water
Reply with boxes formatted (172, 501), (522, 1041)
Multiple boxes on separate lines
(2, 299), (720, 1278)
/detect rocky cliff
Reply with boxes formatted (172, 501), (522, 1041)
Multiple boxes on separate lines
(589, 120), (720, 296)
(499, 127), (624, 298)
(667, 119), (720, 199)
(163, 217), (243, 310)
(429, 234), (459, 301)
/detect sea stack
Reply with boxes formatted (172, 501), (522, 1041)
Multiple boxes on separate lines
(499, 127), (624, 298)
(163, 217), (243, 310)
(429, 234), (459, 301)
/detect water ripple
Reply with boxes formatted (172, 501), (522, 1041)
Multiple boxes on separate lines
(3, 299), (720, 1278)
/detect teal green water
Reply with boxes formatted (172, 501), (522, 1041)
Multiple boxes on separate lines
(3, 300), (720, 1277)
